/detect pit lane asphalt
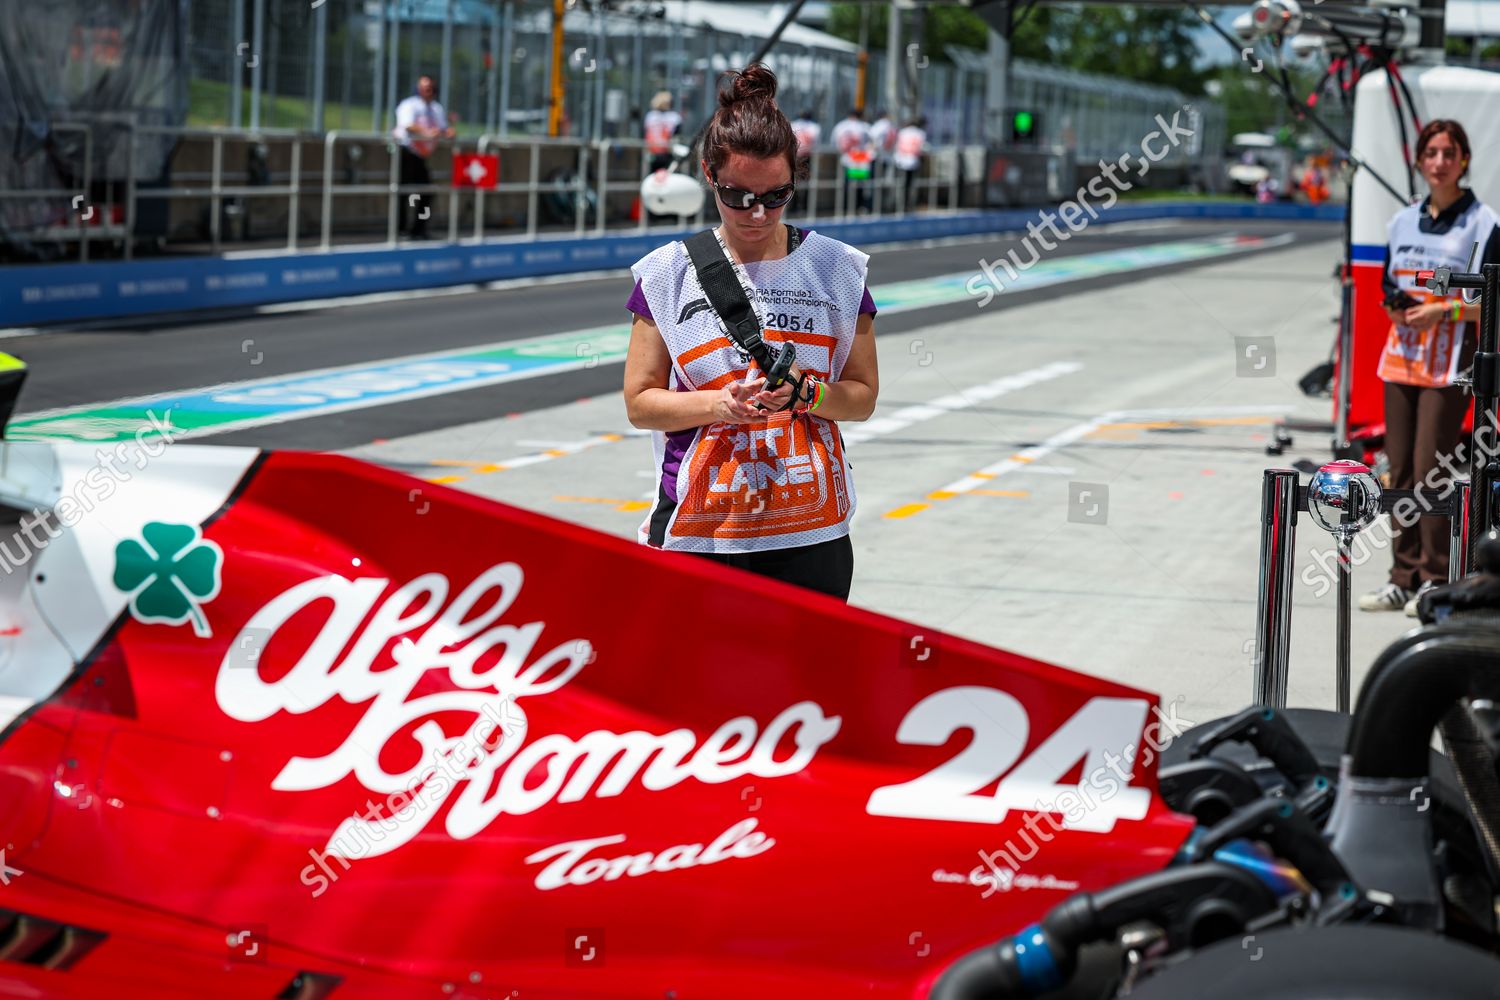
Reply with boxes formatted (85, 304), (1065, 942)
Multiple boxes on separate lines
(8, 215), (1410, 722)
(8, 218), (1334, 452)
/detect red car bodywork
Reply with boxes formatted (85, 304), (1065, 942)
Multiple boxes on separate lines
(0, 450), (1194, 998)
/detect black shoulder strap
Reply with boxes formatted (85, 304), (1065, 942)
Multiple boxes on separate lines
(683, 230), (766, 357)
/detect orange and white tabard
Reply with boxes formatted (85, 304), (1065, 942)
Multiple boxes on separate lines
(1378, 196), (1499, 388)
(643, 109), (682, 155)
(1375, 285), (1464, 388)
(631, 232), (869, 553)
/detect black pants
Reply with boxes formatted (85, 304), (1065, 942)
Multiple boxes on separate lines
(901, 167), (919, 211)
(398, 147), (431, 236)
(842, 173), (870, 215)
(694, 535), (854, 602)
(1384, 379), (1470, 588)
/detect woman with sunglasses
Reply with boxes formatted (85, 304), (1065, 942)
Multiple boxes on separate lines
(1360, 119), (1500, 615)
(622, 64), (880, 602)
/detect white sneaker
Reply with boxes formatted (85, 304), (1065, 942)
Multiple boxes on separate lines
(1405, 580), (1438, 617)
(1359, 582), (1413, 612)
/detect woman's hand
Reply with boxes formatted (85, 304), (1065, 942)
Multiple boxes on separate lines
(714, 378), (769, 424)
(1402, 301), (1449, 331)
(750, 374), (798, 412)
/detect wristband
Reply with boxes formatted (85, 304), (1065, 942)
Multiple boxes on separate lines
(778, 372), (806, 412)
(810, 379), (826, 412)
(1453, 299), (1464, 323)
(798, 374), (822, 410)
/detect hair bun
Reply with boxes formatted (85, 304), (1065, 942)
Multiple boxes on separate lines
(720, 64), (779, 109)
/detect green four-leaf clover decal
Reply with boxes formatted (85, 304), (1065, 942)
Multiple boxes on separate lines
(113, 522), (223, 638)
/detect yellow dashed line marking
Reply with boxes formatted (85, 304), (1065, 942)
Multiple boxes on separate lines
(414, 433), (638, 486)
(884, 502), (931, 520)
(1102, 416), (1273, 431)
(880, 409), (1290, 522)
(554, 495), (651, 512)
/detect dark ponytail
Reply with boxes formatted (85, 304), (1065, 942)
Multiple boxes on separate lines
(701, 64), (798, 180)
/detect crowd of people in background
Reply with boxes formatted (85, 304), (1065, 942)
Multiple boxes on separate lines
(648, 100), (929, 214)
(810, 107), (930, 213)
(389, 71), (932, 228)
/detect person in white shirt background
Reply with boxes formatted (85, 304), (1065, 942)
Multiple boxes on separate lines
(868, 109), (895, 210)
(393, 75), (455, 239)
(830, 108), (872, 214)
(894, 115), (928, 211)
(644, 90), (684, 173)
(789, 108), (821, 213)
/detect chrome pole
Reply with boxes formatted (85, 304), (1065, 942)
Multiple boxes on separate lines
(1336, 533), (1352, 712)
(1254, 469), (1299, 709)
(1451, 479), (1473, 582)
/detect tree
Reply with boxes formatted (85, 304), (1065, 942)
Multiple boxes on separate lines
(826, 3), (1208, 95)
(1206, 61), (1350, 150)
(826, 4), (989, 63)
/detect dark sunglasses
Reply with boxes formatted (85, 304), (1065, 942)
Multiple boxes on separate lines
(709, 169), (796, 211)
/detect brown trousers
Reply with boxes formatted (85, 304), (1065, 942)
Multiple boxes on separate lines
(1384, 379), (1470, 589)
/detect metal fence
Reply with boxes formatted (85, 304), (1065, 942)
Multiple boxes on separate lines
(182, 0), (990, 146)
(0, 123), (990, 262)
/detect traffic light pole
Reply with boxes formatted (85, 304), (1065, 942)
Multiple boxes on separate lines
(971, 0), (1013, 146)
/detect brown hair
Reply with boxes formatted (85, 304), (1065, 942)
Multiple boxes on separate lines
(1416, 119), (1472, 176)
(700, 64), (797, 181)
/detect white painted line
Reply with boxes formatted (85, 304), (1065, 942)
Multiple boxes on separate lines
(256, 283), (487, 314)
(931, 405), (1297, 497)
(935, 417), (1110, 495)
(842, 360), (1084, 446)
(1012, 465), (1078, 476)
(428, 432), (626, 479)
(1111, 404), (1299, 419)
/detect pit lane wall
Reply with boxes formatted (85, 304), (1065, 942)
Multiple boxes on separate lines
(1, 201), (1342, 328)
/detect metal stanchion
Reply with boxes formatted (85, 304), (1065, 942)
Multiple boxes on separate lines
(1306, 460), (1382, 714)
(1451, 479), (1473, 582)
(1336, 530), (1352, 710)
(1253, 469), (1299, 709)
(1253, 468), (1467, 712)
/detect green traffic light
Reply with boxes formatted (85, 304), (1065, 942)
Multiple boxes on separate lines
(1014, 111), (1034, 134)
